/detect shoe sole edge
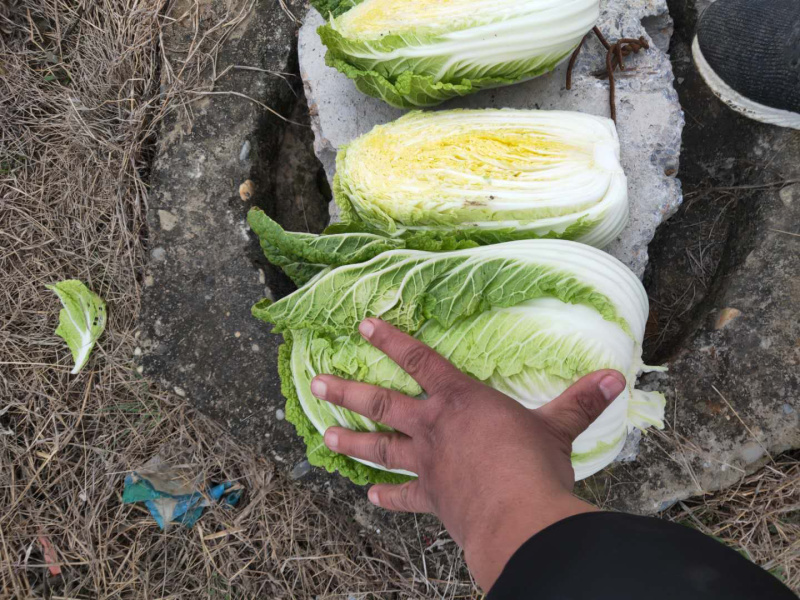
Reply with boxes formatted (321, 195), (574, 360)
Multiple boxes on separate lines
(692, 36), (800, 130)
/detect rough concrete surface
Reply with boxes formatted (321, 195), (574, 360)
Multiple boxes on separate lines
(138, 0), (417, 534)
(299, 1), (685, 277)
(598, 151), (800, 511)
(140, 0), (303, 460)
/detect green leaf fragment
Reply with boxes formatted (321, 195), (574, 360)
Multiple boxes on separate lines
(309, 0), (364, 19)
(46, 280), (107, 374)
(248, 208), (602, 287)
(323, 52), (516, 109)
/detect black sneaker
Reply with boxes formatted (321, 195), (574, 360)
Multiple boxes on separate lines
(693, 0), (800, 129)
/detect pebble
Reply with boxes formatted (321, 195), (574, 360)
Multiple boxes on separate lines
(290, 460), (312, 480)
(239, 140), (251, 162)
(239, 179), (255, 201)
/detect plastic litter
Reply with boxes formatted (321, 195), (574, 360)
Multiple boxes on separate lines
(122, 454), (243, 529)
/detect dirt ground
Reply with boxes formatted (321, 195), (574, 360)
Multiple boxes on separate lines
(0, 1), (797, 598)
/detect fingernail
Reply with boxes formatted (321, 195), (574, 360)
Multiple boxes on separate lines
(324, 428), (339, 451)
(359, 319), (375, 339)
(311, 378), (327, 399)
(368, 487), (380, 505)
(599, 374), (626, 401)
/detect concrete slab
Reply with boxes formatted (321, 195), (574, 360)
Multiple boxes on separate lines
(299, 0), (685, 276)
(139, 0), (303, 459)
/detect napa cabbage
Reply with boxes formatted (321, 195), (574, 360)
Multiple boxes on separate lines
(310, 0), (600, 108)
(248, 109), (629, 286)
(254, 240), (665, 485)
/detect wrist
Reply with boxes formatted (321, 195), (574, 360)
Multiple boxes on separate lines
(461, 490), (597, 591)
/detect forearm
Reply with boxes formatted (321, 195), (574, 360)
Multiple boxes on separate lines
(486, 512), (796, 599)
(462, 492), (597, 590)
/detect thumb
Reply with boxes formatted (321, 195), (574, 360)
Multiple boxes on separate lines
(537, 370), (627, 444)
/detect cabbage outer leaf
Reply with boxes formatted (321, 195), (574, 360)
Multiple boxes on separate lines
(310, 0), (364, 19)
(248, 208), (599, 286)
(324, 53), (519, 109)
(258, 243), (642, 339)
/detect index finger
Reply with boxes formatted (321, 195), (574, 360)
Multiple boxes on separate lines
(359, 318), (463, 395)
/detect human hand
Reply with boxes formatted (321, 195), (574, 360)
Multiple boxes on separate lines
(310, 318), (627, 590)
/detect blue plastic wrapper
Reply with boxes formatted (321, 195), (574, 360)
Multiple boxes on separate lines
(122, 457), (243, 529)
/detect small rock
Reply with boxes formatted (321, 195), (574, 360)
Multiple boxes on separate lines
(290, 460), (312, 480)
(239, 179), (255, 201)
(779, 183), (799, 207)
(144, 274), (154, 287)
(133, 347), (142, 357)
(239, 140), (251, 162)
(158, 209), (179, 232)
(174, 386), (186, 398)
(234, 331), (241, 338)
(739, 441), (766, 464)
(276, 408), (285, 421)
(151, 247), (166, 262)
(252, 344), (260, 352)
(783, 404), (794, 415)
(715, 307), (742, 330)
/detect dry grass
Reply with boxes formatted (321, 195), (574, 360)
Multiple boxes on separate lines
(0, 1), (796, 598)
(666, 452), (800, 590)
(0, 1), (477, 597)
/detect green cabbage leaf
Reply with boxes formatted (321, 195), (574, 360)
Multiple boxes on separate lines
(248, 208), (598, 287)
(47, 280), (107, 375)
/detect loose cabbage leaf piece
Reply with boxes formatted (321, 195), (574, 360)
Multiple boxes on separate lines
(47, 280), (107, 374)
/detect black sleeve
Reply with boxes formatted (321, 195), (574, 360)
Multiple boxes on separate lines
(487, 512), (796, 600)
